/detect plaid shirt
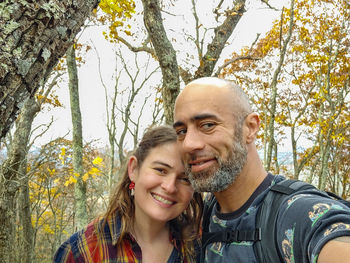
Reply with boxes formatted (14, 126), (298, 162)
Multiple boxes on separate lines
(53, 214), (196, 263)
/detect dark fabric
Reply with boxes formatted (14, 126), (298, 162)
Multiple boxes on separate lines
(201, 175), (350, 263)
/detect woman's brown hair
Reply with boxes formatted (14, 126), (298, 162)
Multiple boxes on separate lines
(103, 125), (203, 261)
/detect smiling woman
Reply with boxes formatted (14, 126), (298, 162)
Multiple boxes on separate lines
(53, 125), (203, 263)
(129, 140), (194, 225)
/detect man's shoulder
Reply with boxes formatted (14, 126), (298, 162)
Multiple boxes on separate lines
(256, 176), (350, 263)
(270, 174), (286, 185)
(270, 177), (348, 207)
(267, 178), (350, 235)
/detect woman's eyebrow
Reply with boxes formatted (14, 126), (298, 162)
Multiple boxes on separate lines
(152, 161), (172, 168)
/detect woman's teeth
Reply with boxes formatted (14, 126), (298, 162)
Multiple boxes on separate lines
(152, 194), (174, 205)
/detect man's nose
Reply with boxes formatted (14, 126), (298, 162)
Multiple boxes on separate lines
(161, 176), (177, 194)
(181, 128), (205, 153)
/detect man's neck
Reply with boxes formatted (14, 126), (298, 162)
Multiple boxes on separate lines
(214, 161), (267, 213)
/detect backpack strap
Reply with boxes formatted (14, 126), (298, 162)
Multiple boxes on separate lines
(202, 194), (216, 234)
(200, 194), (216, 263)
(200, 194), (261, 263)
(254, 179), (316, 263)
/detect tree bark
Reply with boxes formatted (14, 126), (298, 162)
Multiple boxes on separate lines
(141, 0), (180, 124)
(18, 172), (35, 263)
(193, 1), (246, 79)
(0, 96), (39, 263)
(67, 45), (88, 230)
(0, 0), (99, 140)
(141, 0), (248, 123)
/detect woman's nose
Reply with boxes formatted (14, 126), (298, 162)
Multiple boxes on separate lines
(161, 175), (177, 194)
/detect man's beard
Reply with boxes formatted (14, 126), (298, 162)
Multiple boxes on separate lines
(185, 138), (247, 193)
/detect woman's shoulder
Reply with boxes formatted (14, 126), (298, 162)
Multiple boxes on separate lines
(53, 217), (107, 263)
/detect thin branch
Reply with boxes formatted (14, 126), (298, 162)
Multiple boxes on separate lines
(261, 0), (279, 11)
(214, 0), (225, 22)
(38, 72), (64, 107)
(215, 56), (261, 76)
(91, 40), (108, 91)
(116, 36), (156, 56)
(28, 117), (54, 149)
(191, 0), (202, 60)
(215, 32), (261, 76)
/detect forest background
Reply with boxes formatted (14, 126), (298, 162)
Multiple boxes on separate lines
(0, 0), (349, 262)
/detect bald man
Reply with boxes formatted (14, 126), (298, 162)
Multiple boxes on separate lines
(173, 77), (350, 263)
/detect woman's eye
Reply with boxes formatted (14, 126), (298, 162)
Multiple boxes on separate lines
(154, 168), (166, 174)
(179, 177), (191, 184)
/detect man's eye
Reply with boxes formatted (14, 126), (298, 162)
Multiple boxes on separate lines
(176, 128), (187, 136)
(201, 122), (215, 130)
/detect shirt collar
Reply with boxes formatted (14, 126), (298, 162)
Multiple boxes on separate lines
(106, 213), (183, 249)
(106, 212), (122, 246)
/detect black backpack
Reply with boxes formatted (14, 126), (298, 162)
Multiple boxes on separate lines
(200, 179), (350, 263)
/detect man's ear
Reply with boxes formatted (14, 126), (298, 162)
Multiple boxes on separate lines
(244, 112), (260, 144)
(127, 156), (138, 181)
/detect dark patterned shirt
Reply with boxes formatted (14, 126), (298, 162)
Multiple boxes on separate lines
(204, 174), (350, 263)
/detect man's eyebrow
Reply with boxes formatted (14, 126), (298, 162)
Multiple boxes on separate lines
(173, 113), (219, 129)
(173, 121), (184, 129)
(193, 113), (218, 121)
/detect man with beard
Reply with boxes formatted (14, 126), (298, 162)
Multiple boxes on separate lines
(173, 77), (350, 263)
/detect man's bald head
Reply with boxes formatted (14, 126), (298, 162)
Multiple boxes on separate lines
(176, 77), (252, 121)
(173, 77), (255, 193)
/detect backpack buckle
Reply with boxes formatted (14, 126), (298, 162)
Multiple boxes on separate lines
(224, 229), (262, 243)
(224, 230), (238, 243)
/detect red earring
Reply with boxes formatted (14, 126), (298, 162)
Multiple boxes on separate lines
(129, 181), (135, 196)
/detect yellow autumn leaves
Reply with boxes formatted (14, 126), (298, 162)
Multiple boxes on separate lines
(56, 147), (105, 187)
(64, 155), (104, 187)
(99, 0), (135, 41)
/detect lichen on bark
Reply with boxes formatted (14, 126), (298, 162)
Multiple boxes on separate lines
(0, 0), (100, 140)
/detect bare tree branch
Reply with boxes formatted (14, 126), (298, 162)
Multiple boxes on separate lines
(116, 36), (156, 56)
(214, 0), (225, 22)
(261, 0), (280, 11)
(191, 0), (203, 60)
(215, 56), (261, 76)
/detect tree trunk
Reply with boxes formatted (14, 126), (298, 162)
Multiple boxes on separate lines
(18, 172), (35, 263)
(0, 0), (99, 140)
(0, 96), (39, 263)
(266, 1), (294, 171)
(67, 46), (88, 230)
(141, 0), (248, 124)
(318, 142), (331, 190)
(141, 0), (180, 124)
